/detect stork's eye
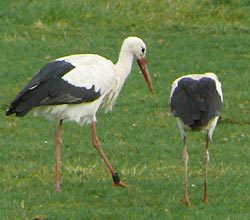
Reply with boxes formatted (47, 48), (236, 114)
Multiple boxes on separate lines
(141, 47), (145, 53)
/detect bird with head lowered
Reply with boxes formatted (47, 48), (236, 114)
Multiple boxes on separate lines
(6, 36), (154, 191)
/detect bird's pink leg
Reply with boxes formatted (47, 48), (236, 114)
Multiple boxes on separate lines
(91, 122), (128, 187)
(203, 132), (210, 203)
(55, 119), (63, 191)
(182, 136), (191, 206)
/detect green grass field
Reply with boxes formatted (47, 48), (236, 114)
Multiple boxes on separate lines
(0, 0), (249, 219)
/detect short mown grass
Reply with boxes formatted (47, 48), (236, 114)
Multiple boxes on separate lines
(0, 0), (249, 219)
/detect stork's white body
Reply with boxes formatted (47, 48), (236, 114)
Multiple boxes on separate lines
(33, 49), (136, 125)
(33, 55), (114, 125)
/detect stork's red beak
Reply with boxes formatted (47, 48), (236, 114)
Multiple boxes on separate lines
(137, 58), (154, 94)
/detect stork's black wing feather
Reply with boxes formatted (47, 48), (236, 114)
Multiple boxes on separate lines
(170, 77), (222, 129)
(6, 60), (101, 117)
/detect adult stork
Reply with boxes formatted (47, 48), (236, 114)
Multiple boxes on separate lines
(170, 72), (223, 205)
(6, 36), (153, 191)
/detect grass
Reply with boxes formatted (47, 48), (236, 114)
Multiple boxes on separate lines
(0, 0), (250, 219)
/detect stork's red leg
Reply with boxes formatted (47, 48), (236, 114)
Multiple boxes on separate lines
(182, 136), (191, 205)
(55, 119), (63, 191)
(203, 132), (210, 203)
(91, 122), (128, 187)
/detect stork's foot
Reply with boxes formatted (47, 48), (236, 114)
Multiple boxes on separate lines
(55, 184), (61, 192)
(114, 180), (129, 187)
(182, 196), (191, 206)
(203, 196), (208, 203)
(112, 173), (129, 187)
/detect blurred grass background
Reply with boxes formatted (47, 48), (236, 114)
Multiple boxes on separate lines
(0, 0), (249, 219)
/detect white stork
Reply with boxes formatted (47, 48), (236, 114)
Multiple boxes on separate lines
(170, 72), (223, 205)
(6, 36), (153, 191)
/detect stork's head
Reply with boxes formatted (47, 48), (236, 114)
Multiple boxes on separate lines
(121, 36), (154, 93)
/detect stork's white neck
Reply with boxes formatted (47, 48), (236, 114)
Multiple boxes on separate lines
(115, 46), (134, 83)
(102, 49), (134, 112)
(102, 36), (146, 112)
